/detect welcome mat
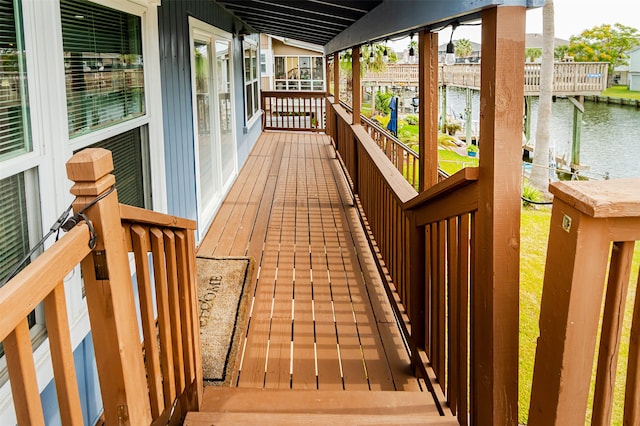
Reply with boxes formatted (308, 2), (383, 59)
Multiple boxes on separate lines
(196, 256), (253, 385)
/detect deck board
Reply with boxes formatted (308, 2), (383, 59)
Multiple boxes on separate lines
(197, 131), (421, 392)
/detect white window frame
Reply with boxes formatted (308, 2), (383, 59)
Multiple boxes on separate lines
(243, 39), (260, 125)
(0, 0), (166, 423)
(274, 54), (325, 91)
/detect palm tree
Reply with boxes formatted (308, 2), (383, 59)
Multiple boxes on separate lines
(526, 47), (542, 62)
(454, 38), (473, 59)
(530, 0), (554, 192)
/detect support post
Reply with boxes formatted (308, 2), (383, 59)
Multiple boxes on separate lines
(474, 6), (525, 425)
(333, 52), (340, 103)
(352, 46), (361, 125)
(569, 95), (584, 172)
(418, 30), (439, 191)
(66, 148), (152, 425)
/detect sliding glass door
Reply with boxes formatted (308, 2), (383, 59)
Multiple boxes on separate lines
(190, 20), (236, 236)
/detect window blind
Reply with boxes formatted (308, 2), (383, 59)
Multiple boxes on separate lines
(84, 127), (146, 208)
(61, 0), (145, 137)
(0, 0), (31, 161)
(0, 172), (29, 284)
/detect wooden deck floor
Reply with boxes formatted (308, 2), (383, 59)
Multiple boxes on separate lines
(197, 131), (421, 392)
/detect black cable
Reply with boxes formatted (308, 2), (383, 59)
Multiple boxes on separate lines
(0, 186), (114, 287)
(521, 196), (553, 205)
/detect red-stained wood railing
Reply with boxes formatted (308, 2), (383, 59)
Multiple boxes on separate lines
(0, 148), (201, 426)
(529, 178), (640, 426)
(327, 98), (479, 424)
(261, 90), (326, 132)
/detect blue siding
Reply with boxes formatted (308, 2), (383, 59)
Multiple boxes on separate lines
(157, 1), (261, 220)
(40, 333), (102, 425)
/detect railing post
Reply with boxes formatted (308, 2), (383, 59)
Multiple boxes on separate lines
(333, 52), (340, 104)
(474, 6), (525, 425)
(66, 148), (152, 425)
(352, 46), (361, 125)
(418, 30), (439, 191)
(528, 179), (640, 425)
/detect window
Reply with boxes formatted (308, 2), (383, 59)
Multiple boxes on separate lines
(274, 55), (324, 91)
(63, 0), (151, 208)
(61, 0), (145, 138)
(260, 52), (267, 74)
(0, 170), (41, 358)
(243, 41), (259, 121)
(0, 0), (41, 349)
(82, 126), (150, 208)
(0, 0), (31, 162)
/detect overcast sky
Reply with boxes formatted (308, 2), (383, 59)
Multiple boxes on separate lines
(389, 1), (640, 50)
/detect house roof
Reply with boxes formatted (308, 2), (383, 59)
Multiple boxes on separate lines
(525, 33), (569, 48)
(216, 0), (545, 55)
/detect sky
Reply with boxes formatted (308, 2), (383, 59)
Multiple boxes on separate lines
(389, 0), (640, 50)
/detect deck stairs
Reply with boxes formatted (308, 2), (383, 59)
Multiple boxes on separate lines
(183, 388), (458, 425)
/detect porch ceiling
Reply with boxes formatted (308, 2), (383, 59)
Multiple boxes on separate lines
(217, 0), (382, 46)
(217, 0), (545, 54)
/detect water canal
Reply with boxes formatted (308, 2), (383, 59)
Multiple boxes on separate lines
(445, 87), (640, 179)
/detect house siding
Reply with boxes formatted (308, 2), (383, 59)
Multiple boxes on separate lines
(157, 1), (262, 221)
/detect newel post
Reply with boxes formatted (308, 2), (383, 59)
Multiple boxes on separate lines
(66, 148), (152, 425)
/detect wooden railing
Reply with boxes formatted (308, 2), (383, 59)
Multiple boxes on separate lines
(261, 90), (326, 132)
(327, 99), (479, 424)
(360, 115), (420, 189)
(362, 62), (608, 96)
(529, 178), (640, 425)
(0, 148), (201, 425)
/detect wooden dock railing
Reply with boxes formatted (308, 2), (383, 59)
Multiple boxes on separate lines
(0, 148), (201, 425)
(529, 178), (640, 425)
(261, 90), (326, 132)
(363, 62), (608, 96)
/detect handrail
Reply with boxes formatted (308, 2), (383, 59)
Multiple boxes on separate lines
(338, 99), (449, 188)
(327, 100), (479, 422)
(1, 148), (202, 425)
(529, 178), (640, 425)
(261, 90), (326, 132)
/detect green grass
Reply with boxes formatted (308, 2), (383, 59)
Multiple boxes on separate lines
(438, 149), (478, 175)
(601, 85), (640, 100)
(519, 208), (640, 424)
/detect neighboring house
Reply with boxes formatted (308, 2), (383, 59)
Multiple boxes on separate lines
(627, 47), (640, 90)
(260, 34), (325, 91)
(0, 0), (261, 424)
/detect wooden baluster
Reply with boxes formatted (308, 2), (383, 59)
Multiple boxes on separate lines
(5, 319), (45, 425)
(592, 241), (635, 425)
(66, 148), (152, 425)
(625, 267), (640, 424)
(44, 283), (84, 425)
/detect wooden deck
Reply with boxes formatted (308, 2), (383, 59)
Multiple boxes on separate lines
(197, 131), (422, 392)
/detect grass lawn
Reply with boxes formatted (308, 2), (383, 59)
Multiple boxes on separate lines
(438, 149), (478, 175)
(601, 85), (640, 100)
(519, 208), (640, 424)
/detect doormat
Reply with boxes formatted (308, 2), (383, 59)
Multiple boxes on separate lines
(196, 256), (254, 385)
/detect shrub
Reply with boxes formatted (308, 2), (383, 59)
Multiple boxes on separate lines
(405, 114), (419, 125)
(445, 122), (462, 135)
(522, 180), (543, 208)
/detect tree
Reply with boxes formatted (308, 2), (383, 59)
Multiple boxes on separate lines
(554, 44), (570, 61)
(568, 23), (640, 73)
(454, 38), (473, 58)
(525, 47), (542, 62)
(530, 0), (554, 193)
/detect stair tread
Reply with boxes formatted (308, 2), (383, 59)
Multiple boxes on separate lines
(200, 387), (441, 415)
(184, 411), (458, 425)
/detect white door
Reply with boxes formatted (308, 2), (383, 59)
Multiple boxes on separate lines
(190, 20), (237, 239)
